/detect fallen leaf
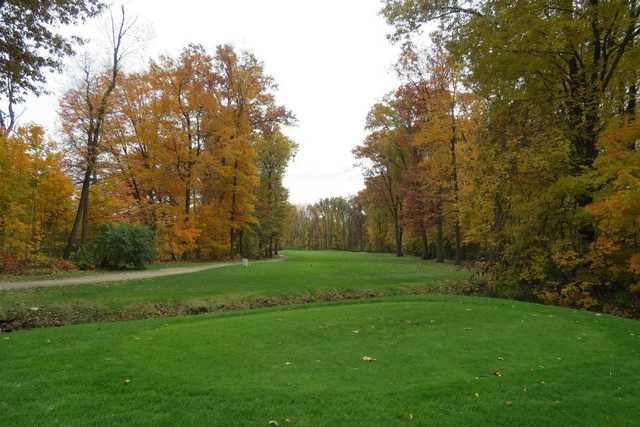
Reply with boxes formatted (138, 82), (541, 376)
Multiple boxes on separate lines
(497, 356), (504, 361)
(123, 379), (131, 384)
(352, 330), (360, 334)
(362, 356), (376, 362)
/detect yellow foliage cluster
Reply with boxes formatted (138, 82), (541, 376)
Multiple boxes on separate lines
(0, 127), (74, 259)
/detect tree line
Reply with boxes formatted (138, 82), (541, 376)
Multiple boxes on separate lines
(351, 0), (639, 314)
(0, 2), (297, 271)
(285, 197), (367, 251)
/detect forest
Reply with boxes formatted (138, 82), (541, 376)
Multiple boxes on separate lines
(284, 1), (640, 315)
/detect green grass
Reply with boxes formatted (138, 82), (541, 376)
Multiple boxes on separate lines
(0, 251), (469, 322)
(1, 295), (639, 426)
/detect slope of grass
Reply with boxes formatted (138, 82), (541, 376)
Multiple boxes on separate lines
(2, 295), (639, 426)
(0, 251), (470, 328)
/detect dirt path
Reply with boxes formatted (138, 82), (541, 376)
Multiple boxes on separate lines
(0, 258), (284, 291)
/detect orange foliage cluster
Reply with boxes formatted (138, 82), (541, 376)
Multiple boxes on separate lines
(60, 44), (294, 260)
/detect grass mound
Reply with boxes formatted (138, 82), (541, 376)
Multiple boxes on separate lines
(2, 296), (639, 426)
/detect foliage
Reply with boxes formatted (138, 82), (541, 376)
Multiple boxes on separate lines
(252, 130), (298, 257)
(284, 197), (368, 252)
(372, 0), (640, 313)
(94, 44), (294, 261)
(0, 126), (74, 259)
(0, 0), (105, 132)
(92, 223), (155, 269)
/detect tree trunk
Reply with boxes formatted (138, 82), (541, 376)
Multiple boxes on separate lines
(436, 212), (444, 263)
(80, 189), (89, 245)
(449, 101), (462, 265)
(394, 209), (403, 257)
(421, 225), (429, 260)
(628, 82), (637, 117)
(63, 167), (92, 259)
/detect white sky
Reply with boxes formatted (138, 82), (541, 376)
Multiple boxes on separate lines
(21, 0), (401, 205)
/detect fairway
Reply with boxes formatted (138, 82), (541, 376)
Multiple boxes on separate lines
(1, 251), (469, 329)
(2, 295), (639, 426)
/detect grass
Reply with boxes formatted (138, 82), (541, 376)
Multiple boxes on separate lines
(0, 251), (470, 328)
(1, 295), (639, 426)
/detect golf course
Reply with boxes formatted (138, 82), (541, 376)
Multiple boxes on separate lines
(2, 251), (639, 426)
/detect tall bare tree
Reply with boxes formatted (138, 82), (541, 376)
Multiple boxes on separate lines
(63, 6), (136, 258)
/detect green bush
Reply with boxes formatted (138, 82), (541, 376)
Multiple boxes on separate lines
(71, 244), (96, 270)
(93, 223), (155, 270)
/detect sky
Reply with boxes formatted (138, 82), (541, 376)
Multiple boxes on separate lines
(21, 0), (402, 205)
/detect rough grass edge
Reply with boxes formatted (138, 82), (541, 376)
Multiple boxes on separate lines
(2, 280), (637, 333)
(0, 281), (480, 332)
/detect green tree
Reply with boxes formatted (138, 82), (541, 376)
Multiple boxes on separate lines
(0, 0), (105, 133)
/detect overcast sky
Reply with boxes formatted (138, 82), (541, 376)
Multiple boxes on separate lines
(21, 0), (401, 205)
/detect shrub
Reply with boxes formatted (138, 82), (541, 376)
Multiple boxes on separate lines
(53, 259), (76, 272)
(93, 223), (155, 270)
(0, 253), (24, 274)
(71, 245), (97, 271)
(27, 254), (55, 270)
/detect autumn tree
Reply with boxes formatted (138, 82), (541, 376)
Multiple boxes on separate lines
(62, 6), (136, 259)
(210, 45), (294, 256)
(0, 126), (73, 258)
(381, 0), (640, 312)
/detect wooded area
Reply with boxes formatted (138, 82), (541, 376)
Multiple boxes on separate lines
(0, 2), (297, 272)
(285, 1), (640, 314)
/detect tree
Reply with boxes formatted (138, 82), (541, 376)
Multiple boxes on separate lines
(380, 0), (640, 312)
(0, 126), (74, 258)
(0, 0), (105, 133)
(211, 45), (295, 256)
(354, 96), (413, 257)
(254, 130), (298, 257)
(62, 6), (135, 259)
(383, 0), (640, 171)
